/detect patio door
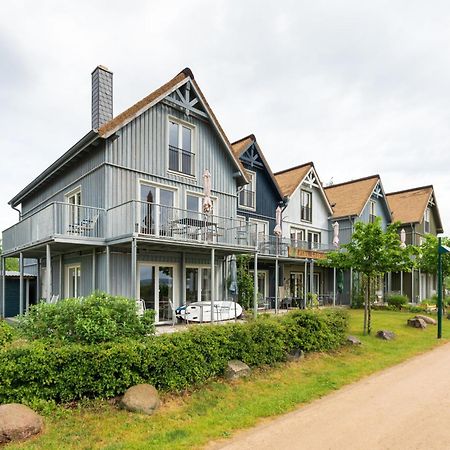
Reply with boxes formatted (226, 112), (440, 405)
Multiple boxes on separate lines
(138, 263), (178, 323)
(185, 267), (212, 304)
(290, 272), (304, 298)
(65, 264), (81, 298)
(140, 183), (175, 236)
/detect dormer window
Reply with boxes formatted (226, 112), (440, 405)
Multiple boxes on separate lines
(424, 208), (431, 233)
(168, 119), (194, 176)
(301, 190), (312, 222)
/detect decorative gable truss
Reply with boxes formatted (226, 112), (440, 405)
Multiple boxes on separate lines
(164, 81), (208, 119)
(372, 181), (383, 199)
(365, 179), (392, 222)
(304, 168), (320, 188)
(298, 167), (333, 215)
(241, 144), (264, 169)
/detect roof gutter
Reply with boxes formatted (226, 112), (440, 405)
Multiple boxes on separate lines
(9, 130), (101, 207)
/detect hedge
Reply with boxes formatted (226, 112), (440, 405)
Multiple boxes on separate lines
(0, 309), (348, 404)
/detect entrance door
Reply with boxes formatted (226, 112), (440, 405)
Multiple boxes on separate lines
(290, 272), (304, 298)
(65, 264), (81, 298)
(139, 263), (178, 323)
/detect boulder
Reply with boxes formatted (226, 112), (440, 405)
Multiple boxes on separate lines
(0, 403), (43, 444)
(376, 330), (396, 341)
(414, 315), (437, 325)
(225, 360), (251, 380)
(346, 335), (362, 345)
(120, 384), (160, 415)
(287, 348), (305, 362)
(407, 318), (427, 329)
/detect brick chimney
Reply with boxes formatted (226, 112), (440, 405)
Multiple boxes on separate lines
(91, 65), (113, 130)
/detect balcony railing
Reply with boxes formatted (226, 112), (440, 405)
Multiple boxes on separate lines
(107, 200), (258, 248)
(238, 189), (255, 209)
(2, 202), (105, 253)
(168, 145), (195, 176)
(258, 235), (334, 257)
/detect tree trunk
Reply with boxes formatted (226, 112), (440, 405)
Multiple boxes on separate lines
(367, 276), (372, 335)
(363, 275), (368, 335)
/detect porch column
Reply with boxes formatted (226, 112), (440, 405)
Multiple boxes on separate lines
(46, 244), (52, 301)
(253, 251), (258, 319)
(106, 246), (110, 294)
(59, 255), (63, 298)
(275, 257), (279, 314)
(26, 279), (30, 312)
(181, 252), (186, 307)
(92, 248), (96, 292)
(418, 268), (422, 301)
(304, 260), (308, 308)
(400, 271), (403, 296)
(349, 267), (353, 305)
(1, 257), (5, 318)
(411, 268), (415, 303)
(131, 239), (137, 299)
(36, 258), (41, 302)
(333, 267), (336, 307)
(211, 248), (215, 323)
(19, 252), (24, 314)
(310, 259), (314, 303)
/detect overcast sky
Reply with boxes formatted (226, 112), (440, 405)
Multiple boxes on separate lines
(1, 0), (449, 234)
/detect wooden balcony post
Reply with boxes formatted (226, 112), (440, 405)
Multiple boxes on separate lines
(46, 244), (52, 301)
(106, 245), (110, 294)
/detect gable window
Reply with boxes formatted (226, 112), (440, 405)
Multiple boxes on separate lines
(307, 231), (321, 250)
(369, 201), (376, 223)
(168, 119), (194, 176)
(239, 170), (256, 210)
(424, 208), (431, 233)
(290, 227), (306, 246)
(301, 190), (312, 222)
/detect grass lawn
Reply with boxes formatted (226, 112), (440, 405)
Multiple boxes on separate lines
(8, 310), (450, 450)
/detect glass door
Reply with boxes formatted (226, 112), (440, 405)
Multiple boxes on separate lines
(139, 263), (178, 323)
(65, 264), (81, 298)
(185, 267), (211, 304)
(140, 184), (175, 236)
(290, 272), (304, 298)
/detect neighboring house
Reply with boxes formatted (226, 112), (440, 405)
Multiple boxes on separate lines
(1, 66), (257, 323)
(386, 185), (444, 302)
(274, 163), (335, 304)
(324, 175), (392, 304)
(231, 134), (285, 301)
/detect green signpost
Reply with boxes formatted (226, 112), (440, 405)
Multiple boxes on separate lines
(437, 237), (450, 339)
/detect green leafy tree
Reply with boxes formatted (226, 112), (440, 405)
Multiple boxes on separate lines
(320, 218), (413, 334)
(236, 254), (254, 310)
(0, 242), (19, 272)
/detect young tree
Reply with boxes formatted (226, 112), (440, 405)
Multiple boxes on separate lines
(321, 218), (413, 334)
(0, 242), (19, 272)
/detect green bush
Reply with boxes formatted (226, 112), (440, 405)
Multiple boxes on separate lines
(0, 309), (348, 403)
(386, 294), (408, 310)
(17, 292), (155, 344)
(0, 320), (15, 347)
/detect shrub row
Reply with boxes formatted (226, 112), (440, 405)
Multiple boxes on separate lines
(0, 320), (14, 347)
(0, 309), (348, 404)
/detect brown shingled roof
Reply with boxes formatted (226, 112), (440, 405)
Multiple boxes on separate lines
(324, 175), (380, 218)
(274, 163), (313, 197)
(386, 185), (443, 232)
(98, 67), (248, 184)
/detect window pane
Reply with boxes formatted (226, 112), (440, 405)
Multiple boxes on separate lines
(140, 266), (155, 311)
(186, 268), (198, 304)
(182, 126), (191, 152)
(140, 185), (156, 233)
(187, 195), (199, 212)
(201, 268), (211, 302)
(159, 267), (173, 321)
(169, 121), (179, 147)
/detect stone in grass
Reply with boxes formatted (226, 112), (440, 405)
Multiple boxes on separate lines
(120, 384), (160, 415)
(225, 360), (251, 380)
(287, 348), (305, 362)
(414, 315), (437, 325)
(376, 330), (396, 341)
(346, 335), (362, 345)
(0, 403), (44, 444)
(407, 318), (427, 329)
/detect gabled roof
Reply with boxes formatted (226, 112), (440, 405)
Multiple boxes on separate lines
(386, 185), (443, 233)
(231, 134), (284, 201)
(324, 175), (381, 219)
(274, 162), (333, 214)
(274, 162), (313, 197)
(98, 67), (248, 184)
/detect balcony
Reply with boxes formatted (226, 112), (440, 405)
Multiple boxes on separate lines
(2, 202), (105, 254)
(258, 235), (334, 258)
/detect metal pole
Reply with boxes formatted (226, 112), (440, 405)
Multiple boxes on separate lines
(438, 237), (443, 339)
(211, 248), (215, 323)
(418, 268), (422, 302)
(411, 267), (414, 303)
(253, 251), (258, 319)
(19, 253), (24, 314)
(1, 257), (5, 318)
(333, 267), (336, 307)
(59, 254), (63, 298)
(46, 244), (52, 301)
(131, 239), (137, 299)
(275, 257), (279, 314)
(400, 271), (403, 296)
(304, 260), (308, 309)
(92, 248), (96, 292)
(106, 246), (110, 293)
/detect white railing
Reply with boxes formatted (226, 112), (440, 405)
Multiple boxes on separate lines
(258, 235), (335, 257)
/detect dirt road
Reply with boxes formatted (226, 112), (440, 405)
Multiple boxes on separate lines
(209, 342), (450, 450)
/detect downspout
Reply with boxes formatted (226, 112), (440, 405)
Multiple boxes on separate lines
(10, 204), (21, 220)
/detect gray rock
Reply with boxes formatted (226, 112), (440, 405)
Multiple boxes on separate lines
(287, 348), (305, 361)
(346, 335), (362, 345)
(120, 384), (160, 415)
(225, 360), (251, 380)
(0, 403), (44, 444)
(414, 315), (437, 325)
(407, 318), (427, 329)
(376, 330), (396, 340)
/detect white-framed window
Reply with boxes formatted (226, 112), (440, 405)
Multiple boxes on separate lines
(139, 181), (177, 235)
(239, 170), (256, 210)
(290, 227), (306, 243)
(65, 264), (81, 298)
(369, 201), (376, 223)
(168, 118), (195, 176)
(65, 186), (82, 226)
(307, 231), (321, 250)
(424, 208), (431, 233)
(186, 192), (217, 215)
(249, 218), (268, 241)
(301, 190), (312, 222)
(185, 266), (212, 304)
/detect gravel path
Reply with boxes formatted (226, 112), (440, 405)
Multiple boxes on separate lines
(208, 342), (450, 450)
